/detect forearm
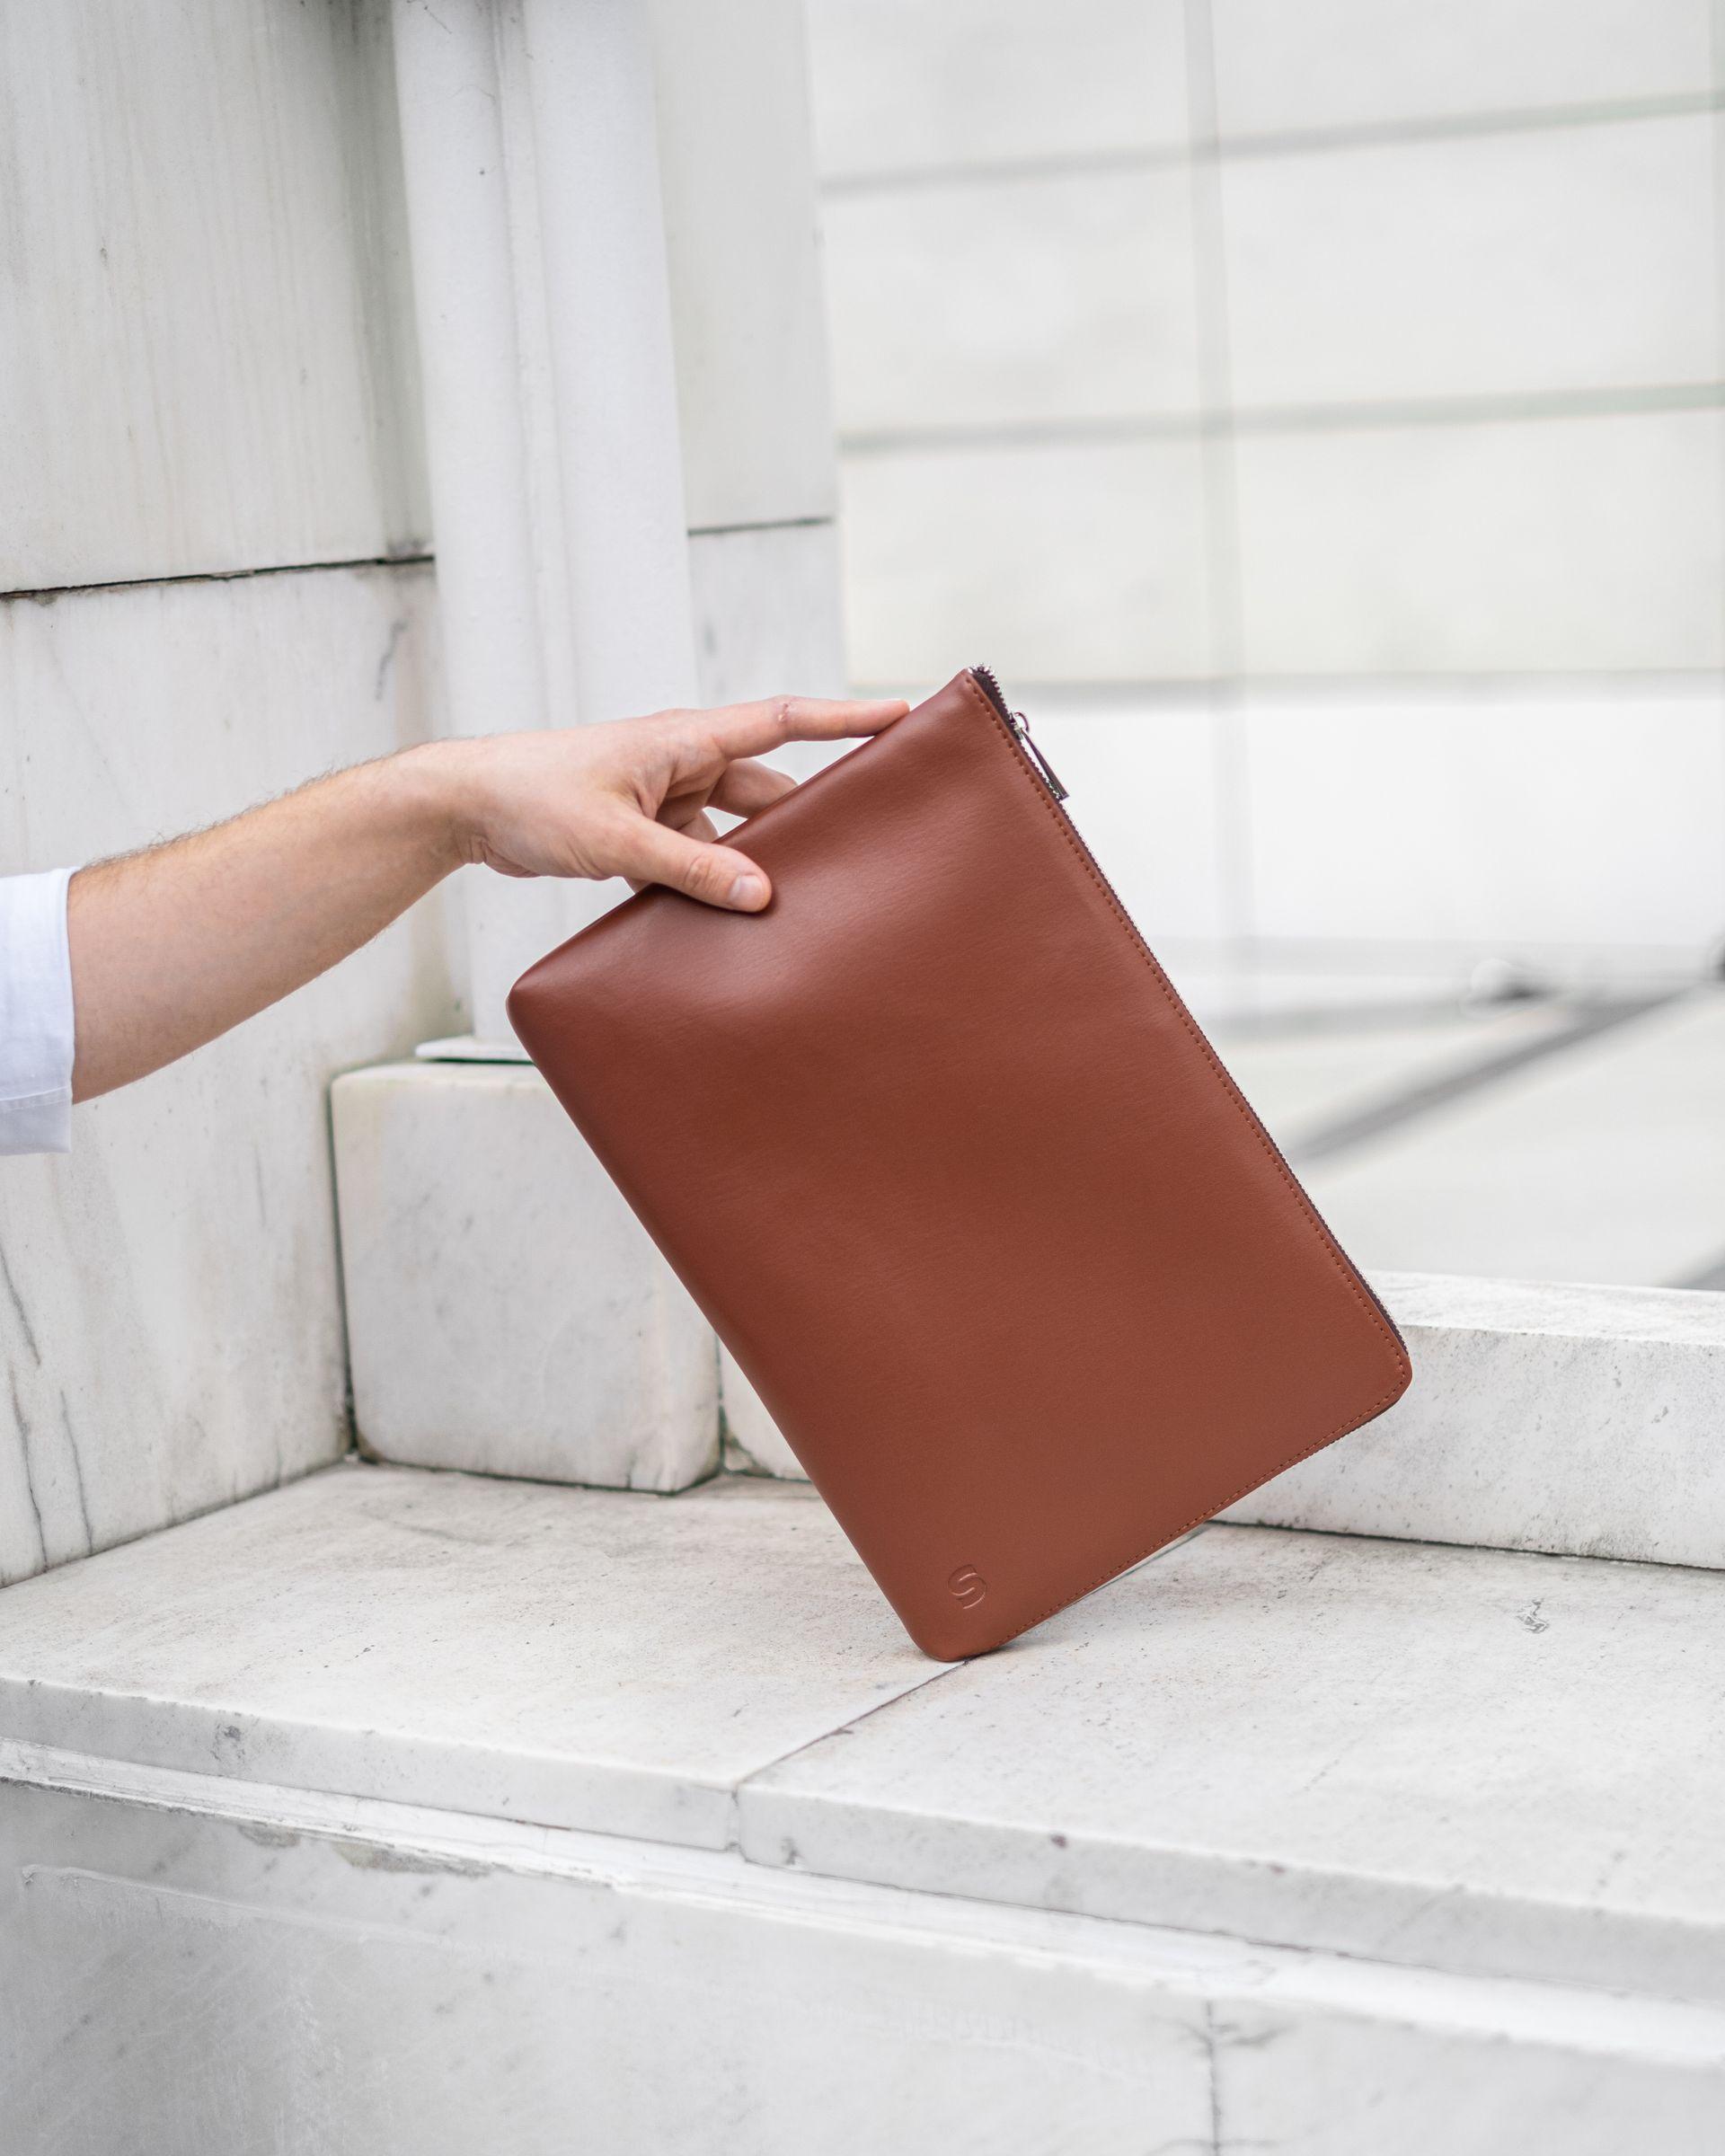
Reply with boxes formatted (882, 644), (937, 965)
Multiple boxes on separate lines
(68, 747), (458, 1100)
(59, 694), (905, 1107)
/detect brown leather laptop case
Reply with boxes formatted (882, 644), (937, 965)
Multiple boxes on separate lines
(509, 667), (1412, 1659)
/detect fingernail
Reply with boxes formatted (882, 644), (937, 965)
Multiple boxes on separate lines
(728, 872), (768, 910)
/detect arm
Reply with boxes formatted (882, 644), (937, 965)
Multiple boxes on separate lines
(67, 694), (907, 1101)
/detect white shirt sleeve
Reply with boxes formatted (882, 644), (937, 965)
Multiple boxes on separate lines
(0, 867), (77, 1156)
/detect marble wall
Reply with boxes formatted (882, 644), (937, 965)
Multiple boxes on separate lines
(0, 0), (427, 591)
(0, 569), (457, 1587)
(0, 0), (452, 1586)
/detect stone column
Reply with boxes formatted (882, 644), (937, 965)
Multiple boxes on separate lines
(338, 0), (840, 1488)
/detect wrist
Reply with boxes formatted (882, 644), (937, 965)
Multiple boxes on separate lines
(389, 741), (477, 876)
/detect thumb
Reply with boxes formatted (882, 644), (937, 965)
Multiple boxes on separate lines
(609, 812), (771, 913)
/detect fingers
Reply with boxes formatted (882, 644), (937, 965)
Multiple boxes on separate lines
(710, 757), (796, 817)
(702, 694), (908, 764)
(608, 811), (771, 913)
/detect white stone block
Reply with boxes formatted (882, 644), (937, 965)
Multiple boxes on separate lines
(839, 437), (1213, 684)
(332, 1062), (721, 1493)
(24, 1756), (1719, 2156)
(650, 0), (837, 531)
(1210, 0), (1712, 138)
(1227, 1271), (1725, 1565)
(1242, 685), (1725, 955)
(0, 1468), (932, 1848)
(0, 564), (453, 1587)
(824, 168), (1201, 435)
(13, 1465), (1725, 2035)
(1222, 116), (1720, 411)
(0, 0), (427, 592)
(806, 0), (1190, 178)
(1215, 1977), (1725, 2156)
(0, 1769), (1222, 2156)
(744, 1519), (1725, 2001)
(1234, 408), (1724, 674)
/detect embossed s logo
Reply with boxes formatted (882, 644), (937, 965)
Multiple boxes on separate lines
(948, 1565), (987, 1608)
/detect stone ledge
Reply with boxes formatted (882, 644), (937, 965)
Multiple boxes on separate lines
(1, 1463), (1723, 2012)
(6, 1737), (1724, 2156)
(1224, 1270), (1725, 1567)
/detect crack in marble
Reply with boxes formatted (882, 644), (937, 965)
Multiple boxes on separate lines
(8, 1370), (49, 1569)
(57, 1390), (93, 1557)
(0, 1241), (42, 1365)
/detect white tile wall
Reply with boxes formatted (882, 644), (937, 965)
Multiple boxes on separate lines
(1209, 0), (1713, 138)
(0, 564), (456, 1586)
(805, 0), (1190, 179)
(1234, 409), (1724, 675)
(804, 4), (1725, 989)
(839, 439), (1213, 684)
(1223, 116), (1721, 409)
(824, 169), (1201, 433)
(652, 0), (837, 530)
(1243, 688), (1725, 951)
(0, 0), (427, 592)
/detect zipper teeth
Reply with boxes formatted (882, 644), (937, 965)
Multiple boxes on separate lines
(965, 664), (1410, 1364)
(970, 662), (1067, 799)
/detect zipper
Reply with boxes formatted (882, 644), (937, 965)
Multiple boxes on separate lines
(971, 663), (1069, 801)
(964, 660), (1410, 1371)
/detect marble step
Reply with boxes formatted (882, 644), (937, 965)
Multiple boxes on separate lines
(1, 1463), (1722, 2010)
(7, 1736), (1724, 2156)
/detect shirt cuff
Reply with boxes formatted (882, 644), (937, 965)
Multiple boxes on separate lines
(0, 866), (77, 1156)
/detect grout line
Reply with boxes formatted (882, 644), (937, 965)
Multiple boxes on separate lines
(816, 88), (1725, 197)
(837, 384), (1725, 460)
(851, 669), (1725, 700)
(1216, 86), (1725, 161)
(2, 552), (435, 606)
(1705, 10), (1725, 876)
(727, 1527), (1216, 1848)
(1209, 1516), (1725, 1583)
(726, 1659), (961, 1855)
(4, 516), (838, 604)
(686, 515), (836, 539)
(820, 144), (1192, 195)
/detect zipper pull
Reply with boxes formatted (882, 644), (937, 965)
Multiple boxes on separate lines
(971, 661), (1071, 801)
(1009, 711), (1069, 802)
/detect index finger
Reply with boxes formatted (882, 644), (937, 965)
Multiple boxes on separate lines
(703, 694), (909, 762)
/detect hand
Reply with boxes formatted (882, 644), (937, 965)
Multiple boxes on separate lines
(66, 693), (909, 1101)
(429, 694), (909, 912)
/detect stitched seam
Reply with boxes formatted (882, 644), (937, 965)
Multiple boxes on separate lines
(953, 671), (1411, 1650)
(0, 1086), (69, 1114)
